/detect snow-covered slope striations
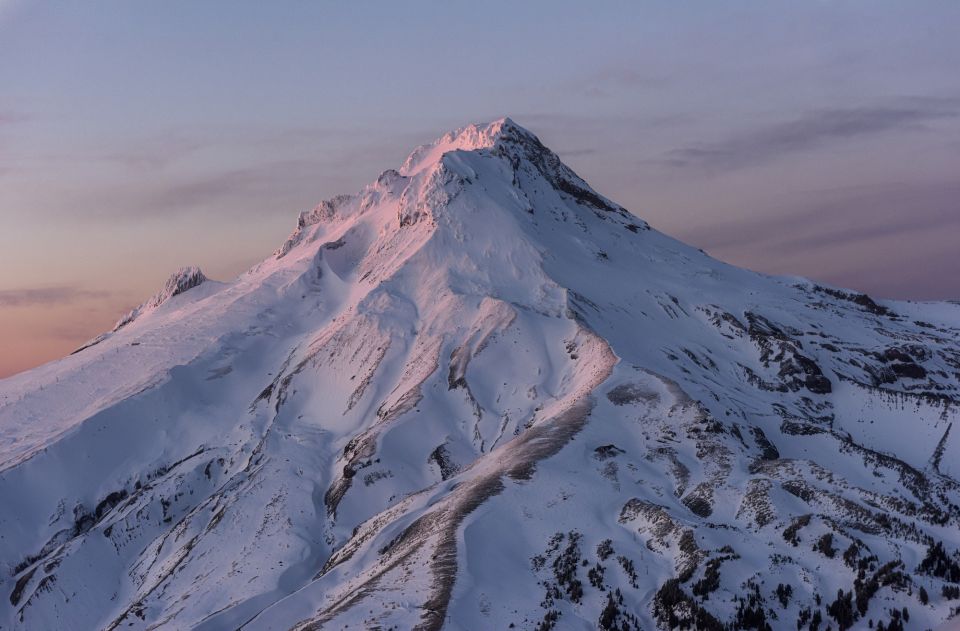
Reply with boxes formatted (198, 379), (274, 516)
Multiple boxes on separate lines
(1, 118), (959, 631)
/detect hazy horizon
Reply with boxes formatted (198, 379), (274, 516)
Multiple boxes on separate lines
(2, 1), (959, 378)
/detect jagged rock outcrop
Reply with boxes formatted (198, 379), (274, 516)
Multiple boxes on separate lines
(114, 266), (208, 330)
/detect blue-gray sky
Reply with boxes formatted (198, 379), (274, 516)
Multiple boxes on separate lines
(1, 1), (959, 376)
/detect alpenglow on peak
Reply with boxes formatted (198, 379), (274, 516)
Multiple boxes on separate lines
(1, 117), (958, 631)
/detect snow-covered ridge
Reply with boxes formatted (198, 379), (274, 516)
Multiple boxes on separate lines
(275, 119), (529, 258)
(274, 117), (641, 262)
(114, 265), (207, 330)
(400, 117), (529, 176)
(1, 118), (959, 631)
(402, 116), (633, 219)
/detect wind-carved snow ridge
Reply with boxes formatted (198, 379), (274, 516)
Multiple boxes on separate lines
(402, 117), (641, 224)
(2, 118), (960, 631)
(114, 266), (208, 330)
(400, 117), (529, 175)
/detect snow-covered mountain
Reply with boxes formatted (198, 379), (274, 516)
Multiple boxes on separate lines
(1, 118), (959, 631)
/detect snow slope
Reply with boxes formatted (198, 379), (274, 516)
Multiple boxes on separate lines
(1, 118), (959, 631)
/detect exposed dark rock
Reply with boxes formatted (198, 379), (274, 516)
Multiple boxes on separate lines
(813, 285), (893, 317)
(428, 444), (460, 481)
(9, 567), (36, 607)
(750, 426), (780, 460)
(606, 382), (658, 406)
(593, 444), (625, 460)
(653, 578), (725, 631)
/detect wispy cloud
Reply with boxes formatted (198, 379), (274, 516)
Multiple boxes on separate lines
(512, 112), (690, 161)
(663, 100), (959, 172)
(672, 180), (960, 300)
(679, 180), (960, 257)
(0, 111), (26, 126)
(141, 159), (321, 213)
(2, 122), (425, 220)
(518, 112), (690, 132)
(556, 148), (597, 158)
(576, 67), (671, 98)
(0, 286), (113, 307)
(93, 136), (210, 171)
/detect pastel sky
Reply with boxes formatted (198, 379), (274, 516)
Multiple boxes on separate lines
(2, 1), (959, 378)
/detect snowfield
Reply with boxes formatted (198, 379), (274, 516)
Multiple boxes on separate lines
(1, 118), (959, 630)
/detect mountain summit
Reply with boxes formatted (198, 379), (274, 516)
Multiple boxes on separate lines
(1, 120), (959, 630)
